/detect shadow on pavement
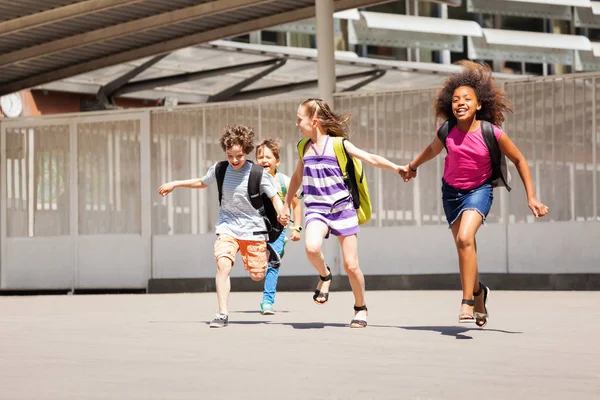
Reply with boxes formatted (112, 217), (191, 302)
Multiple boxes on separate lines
(371, 325), (522, 340)
(150, 320), (522, 338)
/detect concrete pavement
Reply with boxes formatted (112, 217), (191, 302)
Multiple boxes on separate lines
(1, 290), (598, 399)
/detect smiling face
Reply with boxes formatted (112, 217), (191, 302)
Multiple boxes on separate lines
(296, 104), (316, 137)
(452, 86), (481, 122)
(256, 145), (279, 176)
(225, 144), (247, 170)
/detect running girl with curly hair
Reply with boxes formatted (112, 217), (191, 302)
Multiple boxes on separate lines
(402, 61), (549, 327)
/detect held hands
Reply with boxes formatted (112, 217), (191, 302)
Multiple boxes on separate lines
(402, 164), (417, 183)
(396, 165), (408, 180)
(158, 182), (175, 197)
(278, 208), (291, 226)
(528, 198), (549, 218)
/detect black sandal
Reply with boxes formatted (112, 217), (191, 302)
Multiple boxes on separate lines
(350, 305), (368, 328)
(474, 282), (490, 328)
(313, 266), (332, 304)
(458, 299), (475, 323)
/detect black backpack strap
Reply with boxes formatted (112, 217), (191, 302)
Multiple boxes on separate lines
(248, 162), (271, 236)
(215, 161), (228, 206)
(248, 162), (265, 211)
(436, 119), (456, 152)
(481, 121), (501, 180)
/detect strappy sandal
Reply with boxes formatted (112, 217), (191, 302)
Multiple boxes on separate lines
(458, 299), (476, 323)
(474, 282), (490, 328)
(313, 266), (332, 304)
(350, 305), (368, 328)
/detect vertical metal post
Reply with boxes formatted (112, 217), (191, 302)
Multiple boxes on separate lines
(592, 78), (597, 219)
(139, 111), (152, 284)
(199, 109), (208, 234)
(439, 4), (450, 65)
(27, 129), (34, 237)
(374, 95), (383, 228)
(316, 0), (336, 105)
(0, 122), (6, 288)
(569, 163), (575, 221)
(70, 119), (78, 292)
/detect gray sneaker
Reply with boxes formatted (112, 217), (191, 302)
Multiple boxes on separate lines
(209, 313), (229, 328)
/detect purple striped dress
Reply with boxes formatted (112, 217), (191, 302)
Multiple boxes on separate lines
(302, 136), (359, 237)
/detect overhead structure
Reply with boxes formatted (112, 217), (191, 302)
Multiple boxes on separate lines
(0, 0), (391, 97)
(37, 40), (523, 104)
(574, 1), (600, 27)
(468, 28), (592, 69)
(467, 0), (592, 20)
(348, 12), (483, 53)
(580, 42), (600, 70)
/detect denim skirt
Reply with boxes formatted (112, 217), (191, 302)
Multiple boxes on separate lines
(441, 179), (493, 228)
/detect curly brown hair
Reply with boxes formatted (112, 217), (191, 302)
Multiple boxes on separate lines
(301, 99), (351, 138)
(220, 124), (255, 154)
(434, 61), (512, 126)
(256, 138), (281, 160)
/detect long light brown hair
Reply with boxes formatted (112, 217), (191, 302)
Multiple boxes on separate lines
(301, 98), (351, 138)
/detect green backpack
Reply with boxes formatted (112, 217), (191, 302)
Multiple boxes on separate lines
(297, 137), (372, 225)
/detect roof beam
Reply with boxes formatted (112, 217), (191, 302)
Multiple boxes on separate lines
(228, 69), (384, 101)
(341, 69), (386, 91)
(0, 0), (274, 69)
(100, 53), (169, 99)
(115, 57), (287, 96)
(206, 58), (288, 102)
(0, 0), (389, 95)
(0, 0), (144, 37)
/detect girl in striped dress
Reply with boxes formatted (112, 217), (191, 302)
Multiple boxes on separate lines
(279, 99), (407, 328)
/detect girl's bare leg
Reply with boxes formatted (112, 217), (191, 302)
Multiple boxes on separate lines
(304, 220), (332, 300)
(337, 234), (367, 323)
(450, 210), (484, 320)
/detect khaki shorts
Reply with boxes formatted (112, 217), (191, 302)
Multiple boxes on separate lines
(214, 234), (267, 278)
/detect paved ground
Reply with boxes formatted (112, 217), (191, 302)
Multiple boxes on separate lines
(1, 290), (599, 400)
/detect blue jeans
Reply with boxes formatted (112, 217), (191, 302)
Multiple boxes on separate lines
(442, 179), (493, 228)
(262, 229), (287, 305)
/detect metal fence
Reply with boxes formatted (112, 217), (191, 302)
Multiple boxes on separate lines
(5, 73), (599, 240)
(1, 72), (599, 288)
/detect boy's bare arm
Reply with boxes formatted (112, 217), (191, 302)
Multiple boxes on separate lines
(158, 178), (207, 197)
(270, 194), (285, 217)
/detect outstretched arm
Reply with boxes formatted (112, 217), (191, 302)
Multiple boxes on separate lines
(498, 133), (549, 218)
(343, 141), (406, 176)
(403, 136), (444, 182)
(158, 178), (207, 196)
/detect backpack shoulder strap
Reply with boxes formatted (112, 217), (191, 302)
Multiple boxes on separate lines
(215, 161), (229, 206)
(332, 136), (349, 176)
(436, 119), (456, 151)
(248, 162), (264, 210)
(278, 173), (287, 198)
(297, 138), (311, 159)
(481, 120), (501, 168)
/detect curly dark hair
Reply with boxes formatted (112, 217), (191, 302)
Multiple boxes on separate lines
(220, 124), (255, 154)
(434, 61), (512, 126)
(301, 99), (351, 138)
